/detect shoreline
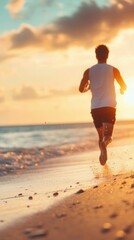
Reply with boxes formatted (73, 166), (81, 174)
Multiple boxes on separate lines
(1, 171), (134, 239)
(0, 148), (105, 230)
(0, 140), (134, 239)
(0, 120), (134, 178)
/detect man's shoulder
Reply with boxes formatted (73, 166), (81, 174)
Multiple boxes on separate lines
(83, 68), (90, 76)
(84, 68), (90, 72)
(106, 63), (114, 68)
(89, 64), (98, 71)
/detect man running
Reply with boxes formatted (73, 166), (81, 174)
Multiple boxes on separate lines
(79, 44), (127, 165)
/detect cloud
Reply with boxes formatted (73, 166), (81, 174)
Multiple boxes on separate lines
(49, 86), (79, 97)
(10, 25), (39, 48)
(13, 86), (42, 100)
(6, 0), (56, 19)
(6, 0), (26, 17)
(11, 1), (134, 49)
(42, 0), (134, 49)
(2, 0), (134, 55)
(12, 86), (79, 100)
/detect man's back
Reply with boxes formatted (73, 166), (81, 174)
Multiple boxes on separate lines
(89, 63), (116, 109)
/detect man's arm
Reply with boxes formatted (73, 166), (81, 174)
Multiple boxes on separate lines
(113, 67), (127, 94)
(79, 69), (90, 93)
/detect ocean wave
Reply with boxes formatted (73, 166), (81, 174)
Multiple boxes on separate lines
(0, 120), (134, 176)
(0, 140), (97, 176)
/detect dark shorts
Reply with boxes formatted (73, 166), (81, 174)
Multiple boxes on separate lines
(91, 107), (116, 128)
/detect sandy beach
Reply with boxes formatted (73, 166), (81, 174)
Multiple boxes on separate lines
(0, 137), (134, 239)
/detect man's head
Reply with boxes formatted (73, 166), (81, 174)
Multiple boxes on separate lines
(95, 45), (109, 62)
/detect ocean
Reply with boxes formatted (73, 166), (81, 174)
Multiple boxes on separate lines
(0, 120), (134, 176)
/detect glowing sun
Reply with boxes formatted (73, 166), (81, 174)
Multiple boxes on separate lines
(124, 87), (134, 106)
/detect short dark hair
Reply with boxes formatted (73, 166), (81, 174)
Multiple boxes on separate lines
(95, 45), (109, 61)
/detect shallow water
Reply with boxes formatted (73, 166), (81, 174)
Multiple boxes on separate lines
(0, 120), (134, 176)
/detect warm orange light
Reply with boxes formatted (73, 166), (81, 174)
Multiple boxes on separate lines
(124, 86), (134, 106)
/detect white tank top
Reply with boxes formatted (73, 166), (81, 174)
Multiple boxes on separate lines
(89, 63), (116, 109)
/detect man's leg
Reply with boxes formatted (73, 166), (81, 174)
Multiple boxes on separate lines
(98, 123), (114, 165)
(103, 122), (114, 146)
(99, 107), (116, 165)
(91, 108), (115, 165)
(96, 127), (103, 149)
(102, 107), (115, 146)
(96, 127), (107, 165)
(91, 108), (107, 165)
(96, 127), (106, 165)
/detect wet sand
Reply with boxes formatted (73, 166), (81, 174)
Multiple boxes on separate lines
(1, 171), (134, 239)
(0, 139), (134, 239)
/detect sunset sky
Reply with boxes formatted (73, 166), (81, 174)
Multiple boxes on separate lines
(0, 0), (134, 125)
